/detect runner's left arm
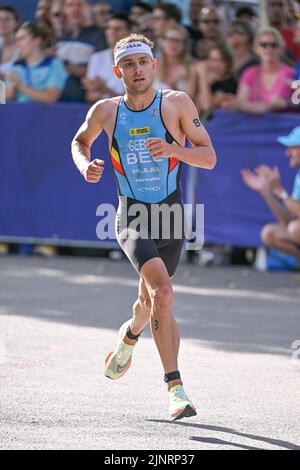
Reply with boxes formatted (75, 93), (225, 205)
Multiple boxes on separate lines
(146, 92), (217, 169)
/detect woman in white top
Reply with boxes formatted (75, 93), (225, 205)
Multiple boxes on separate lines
(154, 24), (198, 102)
(0, 6), (20, 79)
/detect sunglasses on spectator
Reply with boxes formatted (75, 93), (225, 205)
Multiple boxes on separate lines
(259, 42), (279, 49)
(199, 19), (220, 25)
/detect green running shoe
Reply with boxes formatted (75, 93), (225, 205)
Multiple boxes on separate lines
(104, 320), (135, 380)
(169, 385), (197, 421)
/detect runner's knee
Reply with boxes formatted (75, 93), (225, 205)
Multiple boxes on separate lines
(151, 283), (173, 313)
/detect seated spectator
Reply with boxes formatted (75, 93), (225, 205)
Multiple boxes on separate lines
(294, 19), (300, 78)
(226, 20), (259, 79)
(83, 13), (131, 102)
(236, 5), (258, 24)
(56, 0), (106, 102)
(241, 126), (300, 259)
(129, 2), (153, 29)
(286, 0), (300, 27)
(267, 0), (300, 61)
(136, 13), (156, 44)
(92, 2), (113, 29)
(5, 22), (67, 103)
(0, 6), (20, 79)
(152, 3), (182, 41)
(196, 44), (237, 115)
(35, 0), (52, 27)
(223, 28), (295, 114)
(186, 0), (205, 57)
(154, 24), (198, 102)
(49, 0), (67, 41)
(196, 7), (223, 61)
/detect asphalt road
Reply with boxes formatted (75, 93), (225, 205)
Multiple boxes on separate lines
(0, 255), (299, 450)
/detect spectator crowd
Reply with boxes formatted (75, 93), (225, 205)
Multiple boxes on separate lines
(0, 0), (300, 117)
(1, 0), (300, 266)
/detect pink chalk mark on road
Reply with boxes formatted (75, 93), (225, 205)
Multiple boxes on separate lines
(0, 341), (75, 379)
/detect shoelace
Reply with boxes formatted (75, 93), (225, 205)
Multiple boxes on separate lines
(116, 342), (132, 366)
(170, 386), (188, 403)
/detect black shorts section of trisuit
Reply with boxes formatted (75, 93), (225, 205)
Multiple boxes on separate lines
(116, 189), (185, 277)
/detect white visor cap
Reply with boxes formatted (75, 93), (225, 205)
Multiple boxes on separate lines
(114, 41), (154, 66)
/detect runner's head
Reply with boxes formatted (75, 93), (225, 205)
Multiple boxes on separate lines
(112, 33), (157, 93)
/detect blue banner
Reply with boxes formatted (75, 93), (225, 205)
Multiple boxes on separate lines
(0, 104), (298, 247)
(202, 111), (299, 246)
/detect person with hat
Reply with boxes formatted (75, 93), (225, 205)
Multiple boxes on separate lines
(241, 126), (300, 259)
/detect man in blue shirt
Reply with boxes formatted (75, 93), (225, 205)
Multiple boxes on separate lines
(242, 126), (300, 258)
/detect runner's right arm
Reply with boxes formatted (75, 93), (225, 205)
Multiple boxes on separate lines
(71, 102), (105, 183)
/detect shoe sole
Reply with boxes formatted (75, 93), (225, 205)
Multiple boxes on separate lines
(171, 405), (197, 421)
(104, 351), (132, 380)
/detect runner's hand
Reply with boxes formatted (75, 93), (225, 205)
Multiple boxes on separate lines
(146, 138), (175, 159)
(83, 159), (104, 183)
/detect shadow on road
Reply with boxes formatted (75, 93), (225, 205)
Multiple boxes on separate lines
(0, 256), (299, 356)
(147, 420), (300, 450)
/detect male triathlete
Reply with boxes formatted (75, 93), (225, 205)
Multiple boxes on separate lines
(72, 34), (216, 421)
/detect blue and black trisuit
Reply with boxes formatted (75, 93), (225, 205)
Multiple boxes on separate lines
(111, 90), (185, 277)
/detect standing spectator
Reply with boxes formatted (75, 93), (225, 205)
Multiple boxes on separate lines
(49, 0), (67, 40)
(226, 20), (259, 79)
(196, 44), (237, 115)
(267, 0), (300, 61)
(5, 23), (67, 103)
(92, 2), (113, 29)
(154, 24), (198, 102)
(152, 3), (182, 41)
(241, 127), (300, 259)
(196, 7), (223, 60)
(129, 2), (153, 29)
(83, 13), (131, 102)
(57, 0), (106, 102)
(0, 6), (20, 79)
(223, 28), (295, 114)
